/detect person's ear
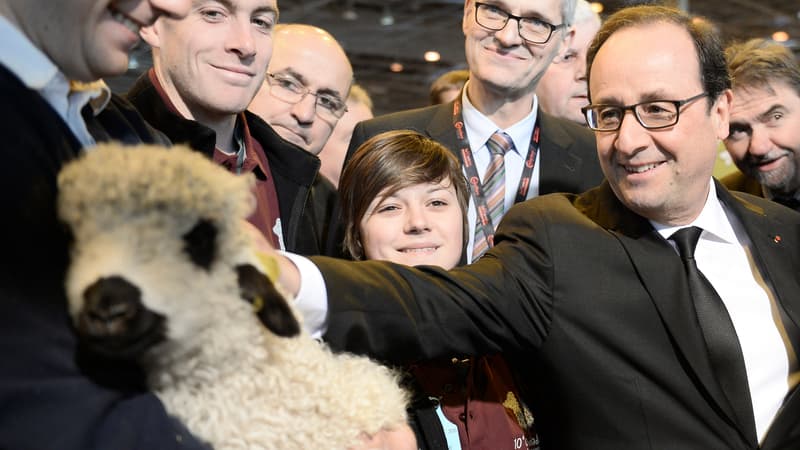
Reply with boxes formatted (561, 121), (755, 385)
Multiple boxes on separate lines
(139, 24), (161, 48)
(462, 0), (473, 37)
(712, 89), (733, 140)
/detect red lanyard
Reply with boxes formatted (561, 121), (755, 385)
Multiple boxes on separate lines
(452, 98), (540, 248)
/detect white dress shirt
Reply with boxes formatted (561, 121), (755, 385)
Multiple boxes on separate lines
(653, 180), (799, 442)
(460, 85), (542, 261)
(0, 16), (110, 148)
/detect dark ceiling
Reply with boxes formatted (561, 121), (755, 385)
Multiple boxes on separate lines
(108, 0), (800, 116)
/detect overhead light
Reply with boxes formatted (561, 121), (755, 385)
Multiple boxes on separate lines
(424, 51), (441, 63)
(389, 62), (404, 73)
(772, 31), (790, 42)
(342, 8), (358, 21)
(590, 2), (603, 14)
(380, 6), (394, 26)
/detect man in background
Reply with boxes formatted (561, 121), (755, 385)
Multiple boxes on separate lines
(249, 23), (353, 157)
(347, 0), (604, 262)
(318, 84), (373, 187)
(0, 0), (214, 448)
(129, 3), (341, 255)
(429, 69), (469, 105)
(722, 38), (800, 211)
(270, 5), (800, 449)
(535, 0), (600, 125)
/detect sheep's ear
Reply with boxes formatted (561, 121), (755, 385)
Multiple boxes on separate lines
(235, 264), (300, 337)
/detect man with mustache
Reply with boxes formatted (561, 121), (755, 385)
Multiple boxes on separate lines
(722, 38), (800, 212)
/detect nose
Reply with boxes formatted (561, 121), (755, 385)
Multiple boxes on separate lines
(148, 0), (191, 19)
(404, 205), (431, 234)
(291, 95), (317, 125)
(613, 110), (650, 156)
(747, 126), (773, 157)
(79, 276), (143, 338)
(494, 18), (524, 47)
(225, 18), (256, 58)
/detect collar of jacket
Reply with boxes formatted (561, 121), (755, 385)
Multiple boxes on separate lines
(125, 72), (320, 189)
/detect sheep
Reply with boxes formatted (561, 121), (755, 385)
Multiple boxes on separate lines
(57, 143), (409, 450)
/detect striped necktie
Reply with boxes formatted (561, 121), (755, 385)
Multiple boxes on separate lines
(472, 131), (513, 260)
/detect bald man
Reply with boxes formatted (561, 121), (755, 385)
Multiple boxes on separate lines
(249, 23), (354, 156)
(535, 0), (601, 125)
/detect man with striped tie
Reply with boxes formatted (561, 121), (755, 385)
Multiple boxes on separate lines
(345, 0), (604, 262)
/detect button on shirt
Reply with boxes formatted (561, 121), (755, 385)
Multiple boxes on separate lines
(0, 16), (110, 149)
(461, 87), (541, 261)
(653, 180), (799, 442)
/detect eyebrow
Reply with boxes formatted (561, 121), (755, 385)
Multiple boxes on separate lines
(757, 104), (786, 122)
(194, 0), (278, 18)
(591, 90), (677, 105)
(276, 69), (345, 100)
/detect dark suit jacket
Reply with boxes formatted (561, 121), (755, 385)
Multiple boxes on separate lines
(0, 65), (209, 449)
(313, 181), (800, 449)
(346, 102), (605, 196)
(126, 72), (345, 257)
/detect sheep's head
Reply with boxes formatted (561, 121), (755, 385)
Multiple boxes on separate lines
(57, 144), (299, 361)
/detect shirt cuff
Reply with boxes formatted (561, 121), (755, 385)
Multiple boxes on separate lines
(280, 251), (328, 339)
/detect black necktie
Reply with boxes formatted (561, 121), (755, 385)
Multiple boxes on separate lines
(670, 226), (756, 437)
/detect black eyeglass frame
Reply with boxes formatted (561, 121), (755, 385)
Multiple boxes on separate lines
(581, 92), (710, 132)
(265, 72), (349, 120)
(473, 2), (565, 45)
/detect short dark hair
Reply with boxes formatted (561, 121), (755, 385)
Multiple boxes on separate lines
(726, 38), (800, 98)
(339, 130), (469, 260)
(586, 5), (730, 107)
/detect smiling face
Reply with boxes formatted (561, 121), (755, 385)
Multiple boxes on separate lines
(589, 21), (730, 225)
(141, 0), (277, 121)
(462, 0), (567, 100)
(724, 81), (800, 196)
(536, 15), (601, 124)
(359, 180), (464, 270)
(248, 24), (353, 155)
(2, 0), (191, 81)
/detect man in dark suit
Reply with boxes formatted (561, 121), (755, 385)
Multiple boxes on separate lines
(130, 0), (343, 257)
(346, 0), (604, 262)
(722, 39), (800, 212)
(267, 5), (800, 449)
(0, 0), (213, 449)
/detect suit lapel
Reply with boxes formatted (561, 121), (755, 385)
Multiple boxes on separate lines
(538, 110), (584, 195)
(581, 183), (750, 438)
(424, 102), (461, 154)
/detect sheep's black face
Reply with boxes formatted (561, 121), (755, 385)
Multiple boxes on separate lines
(183, 219), (217, 270)
(76, 276), (166, 360)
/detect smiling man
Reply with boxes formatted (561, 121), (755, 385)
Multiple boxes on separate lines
(345, 0), (603, 263)
(261, 5), (800, 449)
(722, 39), (800, 211)
(128, 0), (341, 256)
(248, 23), (353, 156)
(0, 0), (220, 449)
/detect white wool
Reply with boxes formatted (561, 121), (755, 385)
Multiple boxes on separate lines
(58, 144), (408, 449)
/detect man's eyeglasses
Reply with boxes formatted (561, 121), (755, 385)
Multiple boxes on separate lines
(581, 92), (709, 132)
(474, 2), (565, 44)
(266, 73), (348, 122)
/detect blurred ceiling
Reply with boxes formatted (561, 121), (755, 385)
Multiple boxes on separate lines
(109, 0), (800, 116)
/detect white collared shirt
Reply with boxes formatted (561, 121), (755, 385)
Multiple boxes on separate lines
(0, 15), (110, 148)
(653, 179), (799, 442)
(461, 85), (542, 261)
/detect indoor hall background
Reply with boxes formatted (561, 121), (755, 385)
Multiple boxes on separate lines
(108, 0), (800, 116)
